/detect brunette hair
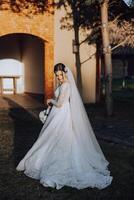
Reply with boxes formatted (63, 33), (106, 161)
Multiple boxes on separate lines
(54, 63), (67, 74)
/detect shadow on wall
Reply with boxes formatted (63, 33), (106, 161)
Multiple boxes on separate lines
(3, 97), (42, 167)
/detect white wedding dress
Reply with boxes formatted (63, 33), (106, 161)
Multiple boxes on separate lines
(16, 67), (113, 190)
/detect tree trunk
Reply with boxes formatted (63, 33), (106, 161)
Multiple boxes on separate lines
(71, 0), (82, 96)
(74, 26), (82, 95)
(100, 0), (113, 116)
(96, 43), (101, 102)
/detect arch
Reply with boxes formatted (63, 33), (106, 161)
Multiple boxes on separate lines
(0, 32), (47, 43)
(0, 8), (54, 102)
(0, 33), (54, 103)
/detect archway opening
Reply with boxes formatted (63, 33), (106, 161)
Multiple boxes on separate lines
(0, 33), (45, 104)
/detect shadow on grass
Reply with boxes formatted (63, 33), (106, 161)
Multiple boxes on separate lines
(3, 96), (42, 167)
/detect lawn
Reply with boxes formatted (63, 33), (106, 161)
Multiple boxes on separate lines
(112, 78), (134, 91)
(0, 141), (134, 200)
(0, 100), (134, 200)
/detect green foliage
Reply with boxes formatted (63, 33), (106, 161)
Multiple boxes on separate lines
(55, 0), (134, 51)
(0, 0), (50, 15)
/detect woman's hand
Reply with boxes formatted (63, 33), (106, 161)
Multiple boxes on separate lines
(47, 99), (52, 106)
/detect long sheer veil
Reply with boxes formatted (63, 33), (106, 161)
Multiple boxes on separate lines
(65, 66), (109, 169)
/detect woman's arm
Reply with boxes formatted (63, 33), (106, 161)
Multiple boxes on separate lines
(50, 82), (69, 108)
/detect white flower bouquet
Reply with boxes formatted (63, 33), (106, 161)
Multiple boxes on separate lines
(39, 106), (52, 124)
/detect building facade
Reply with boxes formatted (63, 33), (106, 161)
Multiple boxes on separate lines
(0, 2), (97, 103)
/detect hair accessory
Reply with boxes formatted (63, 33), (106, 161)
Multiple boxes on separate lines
(65, 66), (68, 73)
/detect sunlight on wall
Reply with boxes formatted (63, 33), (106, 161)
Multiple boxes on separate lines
(0, 59), (24, 94)
(54, 8), (96, 103)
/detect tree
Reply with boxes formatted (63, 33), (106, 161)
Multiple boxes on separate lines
(55, 0), (104, 96)
(86, 0), (113, 115)
(70, 0), (82, 95)
(100, 0), (113, 116)
(86, 0), (134, 115)
(55, 0), (134, 115)
(55, 0), (87, 95)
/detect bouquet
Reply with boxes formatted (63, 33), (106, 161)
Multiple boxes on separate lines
(39, 105), (52, 124)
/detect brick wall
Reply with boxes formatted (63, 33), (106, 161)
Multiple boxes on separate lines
(0, 8), (54, 103)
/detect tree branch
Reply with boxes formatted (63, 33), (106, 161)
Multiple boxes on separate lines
(108, 13), (123, 26)
(81, 52), (96, 65)
(111, 37), (128, 51)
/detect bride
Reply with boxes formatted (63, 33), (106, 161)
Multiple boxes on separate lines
(16, 63), (113, 190)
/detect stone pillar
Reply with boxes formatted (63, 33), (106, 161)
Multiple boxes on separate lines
(44, 41), (54, 104)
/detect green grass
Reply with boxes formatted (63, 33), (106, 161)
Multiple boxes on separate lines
(112, 78), (134, 104)
(0, 141), (134, 200)
(112, 78), (134, 91)
(0, 95), (134, 200)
